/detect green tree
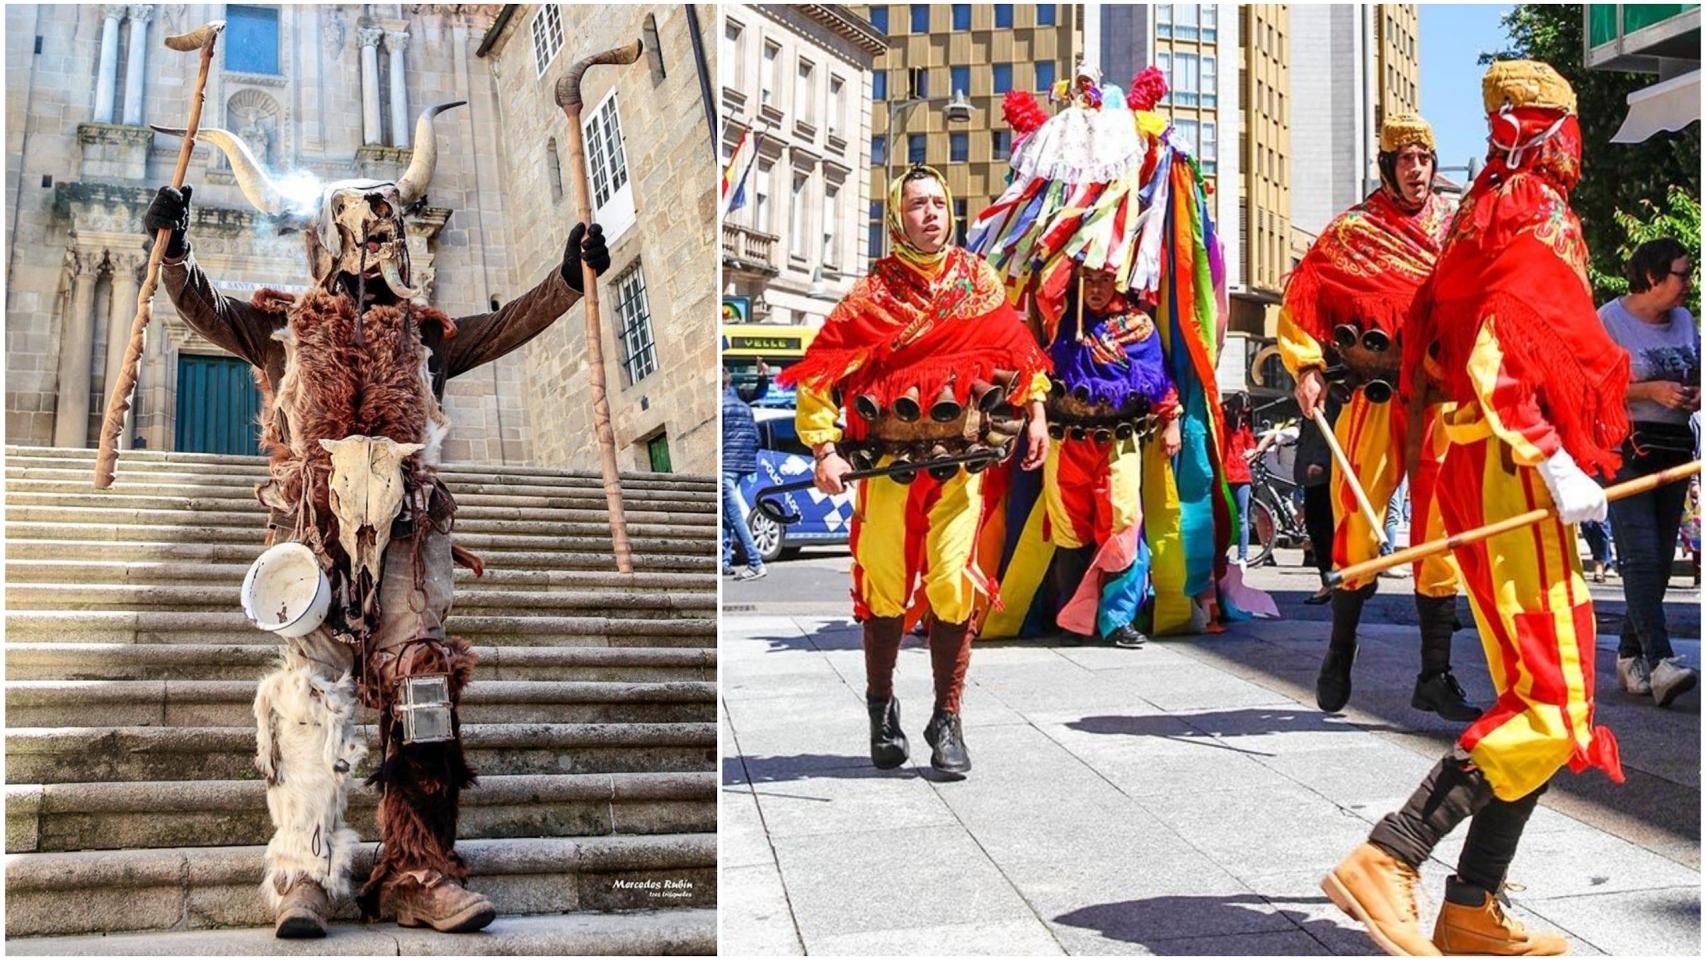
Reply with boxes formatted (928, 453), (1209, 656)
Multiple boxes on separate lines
(1485, 4), (1702, 296)
(1588, 186), (1701, 317)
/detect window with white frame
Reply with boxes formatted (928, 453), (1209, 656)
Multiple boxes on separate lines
(796, 59), (815, 124)
(789, 172), (809, 259)
(1175, 3), (1199, 40)
(761, 41), (779, 105)
(823, 185), (839, 266)
(612, 262), (658, 385)
(1156, 52), (1172, 104)
(531, 5), (564, 78)
(1201, 120), (1217, 174)
(1201, 53), (1217, 107)
(828, 75), (844, 137)
(1173, 52), (1199, 107)
(582, 89), (636, 242)
(722, 19), (744, 89)
(754, 161), (773, 231)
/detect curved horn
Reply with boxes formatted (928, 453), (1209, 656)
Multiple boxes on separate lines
(150, 124), (288, 215)
(395, 101), (467, 206)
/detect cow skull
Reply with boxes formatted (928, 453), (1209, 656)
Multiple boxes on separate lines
(318, 436), (424, 588)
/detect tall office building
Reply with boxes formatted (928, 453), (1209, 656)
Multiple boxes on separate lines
(855, 3), (1084, 262)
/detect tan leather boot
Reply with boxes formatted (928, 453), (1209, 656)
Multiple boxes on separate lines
(1321, 843), (1443, 956)
(1433, 887), (1567, 955)
(389, 873), (497, 933)
(274, 877), (329, 939)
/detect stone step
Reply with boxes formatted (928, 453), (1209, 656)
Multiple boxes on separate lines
(6, 522), (708, 559)
(5, 505), (714, 538)
(6, 489), (712, 522)
(6, 722), (718, 784)
(5, 611), (717, 647)
(4, 908), (718, 956)
(3, 833), (717, 937)
(4, 583), (718, 618)
(6, 642), (717, 683)
(7, 679), (718, 728)
(5, 907), (717, 955)
(7, 771), (716, 853)
(4, 559), (714, 593)
(6, 539), (715, 572)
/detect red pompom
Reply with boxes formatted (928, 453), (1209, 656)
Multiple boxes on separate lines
(1127, 66), (1168, 111)
(1003, 89), (1047, 136)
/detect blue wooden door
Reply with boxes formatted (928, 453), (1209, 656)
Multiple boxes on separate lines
(175, 354), (262, 455)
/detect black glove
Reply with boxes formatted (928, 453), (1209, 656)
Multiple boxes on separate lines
(561, 222), (609, 293)
(142, 184), (193, 259)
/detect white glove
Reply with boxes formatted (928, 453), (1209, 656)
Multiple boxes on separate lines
(1536, 449), (1608, 524)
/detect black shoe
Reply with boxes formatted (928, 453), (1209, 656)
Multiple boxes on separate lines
(1106, 624), (1147, 649)
(923, 708), (971, 777)
(866, 695), (909, 769)
(1316, 644), (1356, 713)
(1411, 672), (1482, 722)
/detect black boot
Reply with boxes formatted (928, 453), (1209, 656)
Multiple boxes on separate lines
(923, 708), (971, 777)
(1317, 585), (1371, 712)
(1049, 546), (1096, 643)
(866, 694), (909, 769)
(1105, 623), (1148, 649)
(1412, 594), (1481, 722)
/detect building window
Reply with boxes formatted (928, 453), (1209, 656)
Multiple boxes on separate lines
(795, 59), (815, 123)
(1173, 52), (1198, 107)
(872, 135), (887, 165)
(1037, 4), (1057, 27)
(869, 6), (888, 34)
(951, 65), (970, 96)
(529, 4), (564, 78)
(869, 200), (884, 260)
(226, 5), (280, 75)
(1201, 54), (1217, 108)
(546, 137), (563, 203)
(949, 131), (968, 162)
(647, 433), (672, 473)
(992, 129), (1012, 160)
(829, 75), (845, 137)
(1201, 120), (1217, 175)
(613, 262), (658, 385)
(993, 63), (1012, 94)
(722, 19), (744, 88)
(761, 41), (779, 105)
(1177, 118), (1199, 158)
(908, 132), (925, 165)
(1035, 62), (1055, 91)
(954, 198), (968, 245)
(995, 5), (1014, 29)
(1202, 3), (1218, 41)
(754, 161), (772, 232)
(952, 4), (971, 30)
(873, 69), (887, 101)
(1175, 3), (1200, 41)
(908, 67), (928, 99)
(1156, 4), (1173, 39)
(823, 185), (839, 266)
(1156, 52), (1171, 103)
(582, 90), (636, 241)
(789, 173), (809, 259)
(910, 4), (930, 32)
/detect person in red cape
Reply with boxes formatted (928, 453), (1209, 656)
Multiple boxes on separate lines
(1323, 61), (1628, 957)
(780, 166), (1050, 778)
(1278, 112), (1480, 724)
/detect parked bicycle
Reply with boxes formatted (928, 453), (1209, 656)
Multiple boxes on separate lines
(1246, 449), (1310, 567)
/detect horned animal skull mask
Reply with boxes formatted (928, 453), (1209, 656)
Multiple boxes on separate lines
(318, 435), (424, 588)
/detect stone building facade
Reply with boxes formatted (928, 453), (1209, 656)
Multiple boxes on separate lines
(5, 3), (717, 475)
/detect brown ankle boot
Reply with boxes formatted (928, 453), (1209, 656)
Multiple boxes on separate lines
(1433, 884), (1566, 955)
(274, 877), (329, 939)
(389, 873), (497, 933)
(1321, 843), (1442, 955)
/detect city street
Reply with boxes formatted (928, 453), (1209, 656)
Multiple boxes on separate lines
(720, 547), (1701, 955)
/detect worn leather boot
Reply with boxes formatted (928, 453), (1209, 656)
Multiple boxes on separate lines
(1321, 843), (1442, 956)
(390, 874), (497, 933)
(1432, 877), (1566, 955)
(274, 877), (330, 939)
(1412, 595), (1481, 721)
(866, 694), (909, 769)
(1317, 585), (1370, 712)
(923, 708), (971, 777)
(1105, 623), (1147, 649)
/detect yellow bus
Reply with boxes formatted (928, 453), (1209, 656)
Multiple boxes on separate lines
(721, 323), (816, 389)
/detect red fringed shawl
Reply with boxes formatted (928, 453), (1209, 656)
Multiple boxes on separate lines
(1282, 189), (1454, 343)
(1402, 112), (1629, 478)
(778, 250), (1050, 442)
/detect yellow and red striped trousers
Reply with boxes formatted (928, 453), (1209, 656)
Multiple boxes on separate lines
(1330, 392), (1458, 597)
(850, 460), (986, 625)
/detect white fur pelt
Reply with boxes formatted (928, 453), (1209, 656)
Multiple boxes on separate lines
(253, 662), (368, 910)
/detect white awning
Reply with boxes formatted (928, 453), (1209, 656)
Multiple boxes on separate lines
(1611, 69), (1702, 143)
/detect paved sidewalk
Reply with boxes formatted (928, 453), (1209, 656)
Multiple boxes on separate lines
(721, 600), (1701, 955)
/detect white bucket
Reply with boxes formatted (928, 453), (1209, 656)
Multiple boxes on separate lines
(241, 542), (332, 638)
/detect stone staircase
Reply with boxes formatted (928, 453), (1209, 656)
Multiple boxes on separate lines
(4, 446), (719, 954)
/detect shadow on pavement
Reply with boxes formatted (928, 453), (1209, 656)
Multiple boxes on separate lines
(1068, 707), (1407, 744)
(724, 753), (909, 785)
(1054, 894), (1356, 955)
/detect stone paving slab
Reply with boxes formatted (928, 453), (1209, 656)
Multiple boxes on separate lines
(722, 608), (1701, 955)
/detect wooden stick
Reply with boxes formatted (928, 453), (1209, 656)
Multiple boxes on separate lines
(1312, 407), (1388, 547)
(555, 40), (644, 575)
(93, 21), (224, 490)
(1328, 459), (1701, 587)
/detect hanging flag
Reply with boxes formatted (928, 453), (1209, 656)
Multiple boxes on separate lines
(720, 127), (762, 217)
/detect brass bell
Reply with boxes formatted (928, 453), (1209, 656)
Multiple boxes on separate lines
(1069, 425), (1088, 442)
(970, 378), (1008, 413)
(1070, 383), (1093, 403)
(1361, 328), (1392, 353)
(853, 394), (883, 422)
(930, 383), (963, 423)
(892, 386), (923, 423)
(1048, 423), (1065, 440)
(1363, 379), (1394, 404)
(1093, 427), (1114, 445)
(1114, 421), (1134, 440)
(1333, 323), (1360, 350)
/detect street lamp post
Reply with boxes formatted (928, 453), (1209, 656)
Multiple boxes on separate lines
(880, 90), (974, 257)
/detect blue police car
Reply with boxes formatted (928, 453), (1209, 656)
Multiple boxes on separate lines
(735, 403), (855, 563)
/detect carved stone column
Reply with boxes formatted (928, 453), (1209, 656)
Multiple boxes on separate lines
(103, 253), (142, 448)
(359, 27), (384, 146)
(93, 6), (124, 123)
(122, 5), (153, 125)
(53, 250), (103, 448)
(385, 30), (410, 147)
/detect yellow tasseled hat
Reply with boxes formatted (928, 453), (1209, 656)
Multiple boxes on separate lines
(1481, 59), (1577, 114)
(1379, 113), (1436, 153)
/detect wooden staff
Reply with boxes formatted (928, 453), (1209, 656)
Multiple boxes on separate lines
(1327, 459), (1701, 587)
(1312, 407), (1388, 547)
(93, 20), (225, 490)
(555, 39), (644, 575)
